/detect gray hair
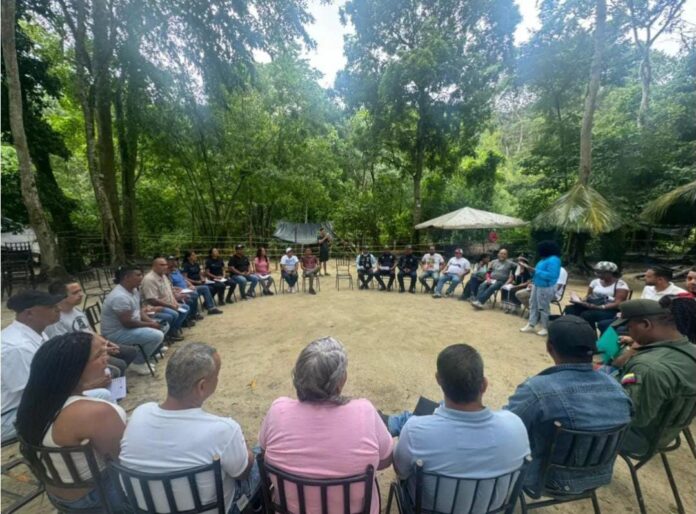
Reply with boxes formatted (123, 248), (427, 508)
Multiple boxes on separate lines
(166, 342), (218, 399)
(292, 337), (349, 405)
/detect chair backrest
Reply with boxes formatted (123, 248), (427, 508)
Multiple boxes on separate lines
(553, 283), (566, 302)
(84, 302), (102, 332)
(640, 393), (696, 458)
(77, 269), (101, 292)
(110, 459), (225, 514)
(409, 457), (530, 514)
(531, 421), (629, 495)
(18, 435), (115, 513)
(336, 257), (352, 268)
(257, 452), (375, 514)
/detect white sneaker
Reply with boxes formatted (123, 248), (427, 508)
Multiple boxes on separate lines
(520, 324), (536, 333)
(159, 346), (169, 353)
(130, 363), (153, 376)
(537, 329), (548, 337)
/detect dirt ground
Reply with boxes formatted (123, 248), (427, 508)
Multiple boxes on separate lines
(2, 266), (694, 513)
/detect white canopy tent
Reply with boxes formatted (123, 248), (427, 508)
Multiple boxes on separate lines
(415, 206), (527, 230)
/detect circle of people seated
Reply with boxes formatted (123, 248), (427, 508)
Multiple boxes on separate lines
(1, 260), (695, 513)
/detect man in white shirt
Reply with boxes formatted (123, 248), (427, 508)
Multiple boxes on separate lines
(419, 246), (445, 293)
(1, 290), (62, 438)
(641, 267), (686, 301)
(432, 249), (470, 298)
(280, 247), (300, 292)
(120, 343), (256, 513)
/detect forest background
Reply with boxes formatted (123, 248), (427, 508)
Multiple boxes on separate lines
(1, 0), (695, 274)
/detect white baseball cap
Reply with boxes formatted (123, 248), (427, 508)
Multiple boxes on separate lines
(286, 247), (293, 253)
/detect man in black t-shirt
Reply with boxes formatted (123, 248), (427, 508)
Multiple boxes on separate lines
(375, 246), (397, 291)
(228, 244), (259, 300)
(397, 246), (420, 293)
(317, 227), (332, 276)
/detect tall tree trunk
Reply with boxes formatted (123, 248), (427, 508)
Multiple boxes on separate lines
(1, 0), (62, 275)
(637, 47), (651, 129)
(92, 0), (120, 230)
(578, 0), (606, 186)
(62, 0), (125, 264)
(412, 93), (427, 244)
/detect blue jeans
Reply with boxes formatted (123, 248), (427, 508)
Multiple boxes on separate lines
(476, 280), (504, 304)
(418, 270), (440, 289)
(228, 460), (261, 514)
(196, 284), (216, 310)
(231, 274), (259, 298)
(282, 271), (298, 287)
(185, 292), (199, 318)
(434, 273), (461, 295)
(104, 327), (164, 364)
(49, 472), (125, 511)
(154, 306), (188, 332)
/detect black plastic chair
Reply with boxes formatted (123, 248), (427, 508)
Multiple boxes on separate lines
(619, 394), (696, 514)
(110, 458), (225, 513)
(386, 457), (530, 514)
(77, 269), (111, 309)
(520, 421), (629, 513)
(1, 435), (45, 513)
(1, 259), (36, 299)
(18, 435), (117, 513)
(257, 452), (374, 514)
(335, 258), (354, 291)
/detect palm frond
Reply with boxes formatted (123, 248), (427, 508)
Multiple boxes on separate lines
(534, 183), (622, 234)
(641, 180), (696, 226)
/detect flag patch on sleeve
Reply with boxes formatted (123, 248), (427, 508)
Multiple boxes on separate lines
(621, 373), (639, 385)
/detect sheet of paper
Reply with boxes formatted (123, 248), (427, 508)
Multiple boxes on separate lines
(501, 284), (513, 291)
(570, 292), (582, 303)
(108, 376), (127, 401)
(178, 306), (188, 313)
(181, 288), (194, 294)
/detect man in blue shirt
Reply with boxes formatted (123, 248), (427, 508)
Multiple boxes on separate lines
(167, 256), (222, 316)
(394, 344), (530, 511)
(505, 316), (632, 495)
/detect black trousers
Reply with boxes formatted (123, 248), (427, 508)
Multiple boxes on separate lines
(358, 270), (373, 287)
(397, 270), (417, 291)
(375, 270), (395, 290)
(108, 343), (138, 377)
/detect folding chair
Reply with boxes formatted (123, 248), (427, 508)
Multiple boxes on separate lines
(335, 257), (354, 290)
(110, 458), (225, 513)
(76, 269), (110, 309)
(1, 260), (36, 299)
(1, 436), (45, 514)
(301, 273), (321, 293)
(18, 436), (117, 513)
(257, 451), (375, 514)
(550, 284), (567, 315)
(386, 457), (530, 514)
(619, 394), (696, 514)
(520, 421), (629, 513)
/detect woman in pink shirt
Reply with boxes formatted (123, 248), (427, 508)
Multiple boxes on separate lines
(253, 247), (275, 296)
(259, 337), (393, 514)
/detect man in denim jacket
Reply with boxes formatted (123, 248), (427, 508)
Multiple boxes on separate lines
(505, 316), (632, 494)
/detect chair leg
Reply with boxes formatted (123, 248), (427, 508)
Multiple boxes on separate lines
(660, 452), (685, 514)
(385, 483), (395, 514)
(137, 346), (156, 377)
(519, 492), (529, 514)
(683, 428), (696, 460)
(619, 454), (647, 514)
(590, 490), (601, 514)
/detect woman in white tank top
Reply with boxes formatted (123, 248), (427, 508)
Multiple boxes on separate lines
(15, 332), (127, 511)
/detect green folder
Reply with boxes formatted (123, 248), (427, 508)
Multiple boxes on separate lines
(597, 326), (621, 364)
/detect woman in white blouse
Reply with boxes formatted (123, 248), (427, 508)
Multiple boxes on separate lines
(564, 261), (630, 329)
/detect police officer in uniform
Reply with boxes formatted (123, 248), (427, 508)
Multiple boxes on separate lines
(356, 248), (377, 289)
(612, 299), (696, 456)
(397, 246), (420, 294)
(375, 246), (397, 291)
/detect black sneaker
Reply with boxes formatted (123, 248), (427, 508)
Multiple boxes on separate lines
(309, 288), (316, 295)
(207, 308), (223, 315)
(265, 290), (274, 296)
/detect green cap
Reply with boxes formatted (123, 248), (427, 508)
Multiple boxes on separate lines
(611, 299), (670, 327)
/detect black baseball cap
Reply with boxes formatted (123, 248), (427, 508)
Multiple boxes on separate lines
(7, 289), (64, 313)
(611, 299), (670, 327)
(548, 315), (597, 357)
